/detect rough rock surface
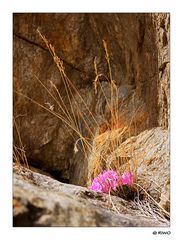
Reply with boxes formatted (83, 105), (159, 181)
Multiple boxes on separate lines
(152, 14), (170, 129)
(87, 127), (170, 212)
(110, 127), (169, 211)
(13, 165), (169, 227)
(13, 13), (170, 185)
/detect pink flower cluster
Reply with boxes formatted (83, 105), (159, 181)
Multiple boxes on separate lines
(89, 170), (120, 193)
(89, 170), (134, 194)
(121, 171), (134, 186)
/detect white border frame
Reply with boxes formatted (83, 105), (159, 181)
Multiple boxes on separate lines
(0, 0), (182, 239)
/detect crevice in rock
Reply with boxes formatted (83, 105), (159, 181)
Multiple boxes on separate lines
(46, 169), (70, 183)
(13, 32), (86, 75)
(13, 32), (48, 52)
(27, 160), (70, 184)
(13, 202), (45, 227)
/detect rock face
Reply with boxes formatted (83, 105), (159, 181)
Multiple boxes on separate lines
(13, 165), (169, 227)
(152, 14), (170, 129)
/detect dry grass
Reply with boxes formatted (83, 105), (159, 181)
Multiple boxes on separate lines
(13, 116), (29, 168)
(15, 30), (129, 176)
(13, 30), (144, 179)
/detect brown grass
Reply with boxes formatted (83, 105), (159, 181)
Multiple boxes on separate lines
(13, 116), (29, 168)
(13, 30), (143, 183)
(15, 30), (129, 177)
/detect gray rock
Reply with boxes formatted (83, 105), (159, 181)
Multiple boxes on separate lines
(13, 165), (169, 227)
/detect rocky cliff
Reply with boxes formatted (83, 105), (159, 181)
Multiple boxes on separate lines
(13, 13), (170, 226)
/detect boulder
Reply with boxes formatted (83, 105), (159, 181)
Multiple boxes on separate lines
(13, 165), (169, 227)
(87, 127), (170, 212)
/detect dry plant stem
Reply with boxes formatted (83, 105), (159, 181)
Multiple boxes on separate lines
(37, 30), (104, 158)
(103, 40), (115, 128)
(14, 91), (84, 143)
(132, 199), (169, 224)
(51, 47), (81, 134)
(37, 30), (85, 133)
(132, 95), (137, 136)
(139, 176), (170, 203)
(63, 71), (100, 128)
(37, 30), (126, 170)
(50, 82), (74, 124)
(94, 49), (121, 169)
(99, 42), (117, 129)
(103, 40), (113, 85)
(108, 189), (120, 214)
(62, 76), (96, 139)
(108, 192), (168, 225)
(93, 57), (110, 94)
(34, 75), (75, 127)
(40, 81), (89, 155)
(127, 100), (142, 138)
(15, 91), (92, 156)
(102, 41), (121, 158)
(35, 75), (95, 141)
(37, 29), (99, 129)
(13, 145), (21, 165)
(14, 91), (109, 165)
(134, 183), (170, 218)
(13, 145), (28, 167)
(13, 117), (29, 168)
(125, 103), (144, 175)
(38, 30), (124, 165)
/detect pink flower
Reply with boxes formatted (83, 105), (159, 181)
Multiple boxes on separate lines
(89, 170), (135, 194)
(121, 171), (134, 186)
(89, 170), (120, 193)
